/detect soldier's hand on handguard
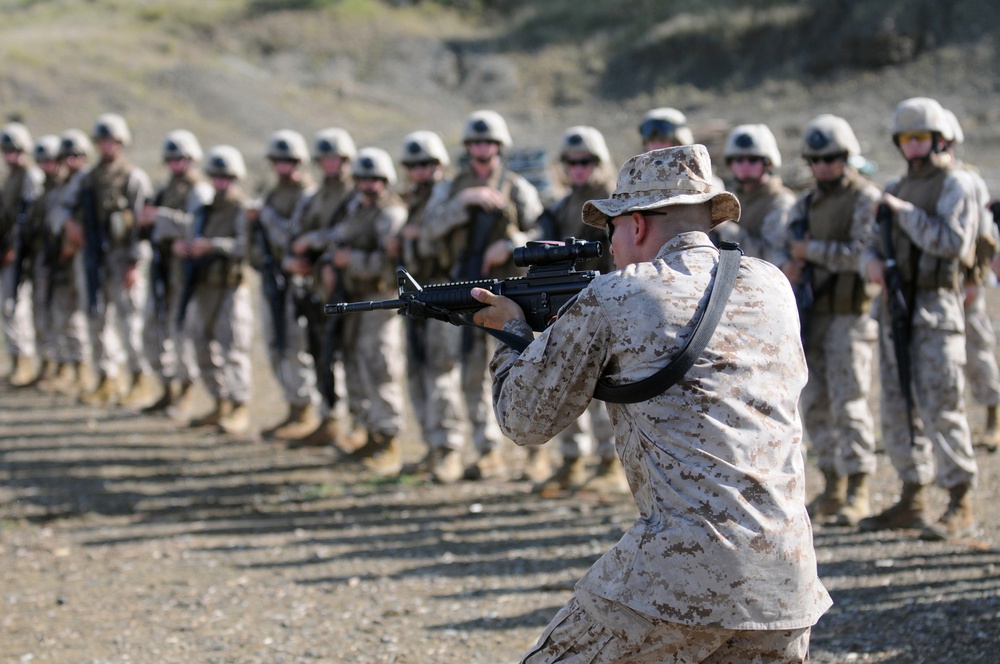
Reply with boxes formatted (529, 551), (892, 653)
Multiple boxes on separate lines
(139, 203), (157, 228)
(123, 265), (138, 289)
(781, 260), (804, 285)
(189, 237), (212, 258)
(172, 239), (189, 259)
(789, 237), (809, 261)
(383, 235), (401, 262)
(471, 287), (526, 330)
(481, 238), (514, 274)
(459, 186), (505, 211)
(866, 258), (886, 287)
(879, 192), (906, 214)
(321, 263), (337, 295)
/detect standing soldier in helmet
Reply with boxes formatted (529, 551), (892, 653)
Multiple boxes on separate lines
(318, 147), (408, 475)
(383, 130), (467, 483)
(939, 109), (1000, 452)
(720, 124), (794, 266)
(73, 113), (153, 407)
(40, 129), (94, 396)
(1, 122), (44, 386)
(530, 125), (627, 495)
(780, 114), (880, 526)
(174, 145), (254, 436)
(859, 97), (980, 541)
(423, 109), (543, 481)
(136, 129), (213, 416)
(23, 135), (67, 388)
(250, 130), (322, 439)
(282, 127), (358, 449)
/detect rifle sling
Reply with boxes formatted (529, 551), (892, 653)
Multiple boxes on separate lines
(450, 242), (743, 405)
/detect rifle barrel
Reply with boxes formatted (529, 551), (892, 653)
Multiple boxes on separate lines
(324, 299), (402, 315)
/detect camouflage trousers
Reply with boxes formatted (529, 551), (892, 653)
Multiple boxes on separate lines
(521, 589), (811, 664)
(143, 256), (198, 385)
(879, 319), (977, 488)
(87, 247), (152, 380)
(801, 313), (878, 477)
(341, 302), (406, 438)
(1, 262), (36, 358)
(964, 287), (1000, 407)
(557, 399), (615, 461)
(405, 317), (466, 451)
(260, 283), (320, 409)
(46, 254), (89, 364)
(461, 326), (504, 453)
(188, 284), (253, 404)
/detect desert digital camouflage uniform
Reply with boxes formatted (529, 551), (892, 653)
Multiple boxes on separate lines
(41, 131), (94, 392)
(319, 148), (407, 470)
(181, 147), (253, 434)
(719, 124), (794, 265)
(1, 123), (44, 378)
(394, 132), (466, 476)
(76, 114), (154, 405)
(859, 97), (979, 540)
(141, 133), (214, 413)
(778, 115), (881, 526)
(23, 136), (67, 378)
(252, 130), (321, 436)
(489, 147), (830, 662)
(422, 110), (542, 476)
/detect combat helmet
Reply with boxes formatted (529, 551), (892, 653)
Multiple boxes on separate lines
(352, 147), (397, 186)
(162, 129), (203, 162)
(400, 130), (450, 167)
(91, 113), (132, 146)
(266, 129), (309, 162)
(312, 128), (357, 161)
(205, 145), (247, 180)
(32, 135), (61, 163)
(58, 129), (94, 160)
(639, 108), (694, 146)
(801, 114), (861, 159)
(941, 109), (965, 146)
(1, 122), (33, 153)
(724, 124), (782, 168)
(559, 126), (611, 166)
(890, 97), (950, 148)
(462, 110), (512, 148)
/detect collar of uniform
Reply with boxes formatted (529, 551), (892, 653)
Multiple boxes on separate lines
(653, 230), (717, 262)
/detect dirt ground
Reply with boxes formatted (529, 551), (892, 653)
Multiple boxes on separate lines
(2, 287), (1000, 663)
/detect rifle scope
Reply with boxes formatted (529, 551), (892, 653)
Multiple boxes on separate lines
(513, 237), (602, 268)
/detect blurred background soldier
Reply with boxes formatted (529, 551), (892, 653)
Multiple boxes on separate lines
(250, 130), (322, 439)
(859, 97), (979, 541)
(638, 107), (695, 152)
(0, 121), (44, 386)
(780, 115), (880, 526)
(39, 129), (93, 396)
(283, 127), (358, 449)
(175, 145), (253, 436)
(384, 130), (467, 484)
(940, 109), (1000, 452)
(318, 148), (408, 475)
(423, 109), (542, 481)
(137, 129), (213, 416)
(73, 113), (153, 407)
(531, 126), (627, 494)
(23, 135), (67, 387)
(719, 123), (794, 266)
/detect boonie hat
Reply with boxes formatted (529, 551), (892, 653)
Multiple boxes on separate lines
(582, 145), (740, 229)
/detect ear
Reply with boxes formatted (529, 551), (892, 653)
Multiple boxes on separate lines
(631, 211), (649, 246)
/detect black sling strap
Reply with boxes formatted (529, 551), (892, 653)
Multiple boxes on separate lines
(463, 241), (743, 404)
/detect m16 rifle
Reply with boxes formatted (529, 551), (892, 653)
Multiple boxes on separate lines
(788, 193), (813, 343)
(79, 185), (106, 317)
(878, 202), (917, 445)
(324, 238), (603, 334)
(174, 205), (210, 328)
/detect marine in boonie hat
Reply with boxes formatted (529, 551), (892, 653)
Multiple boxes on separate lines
(582, 144), (740, 229)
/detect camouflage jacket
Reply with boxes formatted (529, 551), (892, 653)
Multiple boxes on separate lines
(490, 231), (832, 629)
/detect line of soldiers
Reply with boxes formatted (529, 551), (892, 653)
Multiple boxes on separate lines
(2, 97), (998, 540)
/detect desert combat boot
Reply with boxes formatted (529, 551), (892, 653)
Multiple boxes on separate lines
(80, 373), (120, 408)
(580, 457), (631, 495)
(190, 399), (231, 428)
(807, 469), (847, 521)
(362, 433), (402, 477)
(833, 473), (871, 526)
(120, 370), (159, 410)
(8, 354), (39, 387)
(858, 482), (929, 532)
(519, 447), (552, 485)
(536, 456), (588, 493)
(920, 483), (976, 541)
(219, 401), (250, 436)
(981, 405), (1000, 453)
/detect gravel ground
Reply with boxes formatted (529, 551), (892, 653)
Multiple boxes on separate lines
(2, 330), (1000, 663)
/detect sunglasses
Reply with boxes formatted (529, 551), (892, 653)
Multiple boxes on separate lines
(404, 160), (437, 169)
(806, 154), (844, 165)
(639, 118), (680, 140)
(896, 130), (933, 144)
(728, 155), (764, 165)
(564, 158), (596, 167)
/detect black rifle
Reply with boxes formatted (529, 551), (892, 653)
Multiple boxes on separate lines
(878, 203), (917, 445)
(325, 238), (602, 334)
(789, 194), (813, 343)
(148, 192), (170, 330)
(255, 221), (288, 352)
(991, 202), (1000, 229)
(79, 185), (106, 317)
(174, 205), (210, 328)
(8, 199), (31, 304)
